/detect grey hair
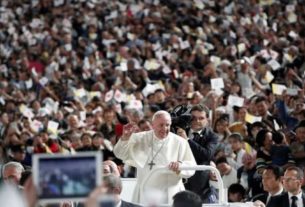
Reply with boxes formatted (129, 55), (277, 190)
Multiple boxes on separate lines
(103, 174), (122, 193)
(151, 110), (171, 122)
(132, 109), (144, 119)
(2, 161), (25, 177)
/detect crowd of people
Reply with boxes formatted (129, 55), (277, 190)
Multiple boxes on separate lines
(1, 0), (305, 206)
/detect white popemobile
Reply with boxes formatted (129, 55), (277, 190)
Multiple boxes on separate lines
(121, 165), (265, 207)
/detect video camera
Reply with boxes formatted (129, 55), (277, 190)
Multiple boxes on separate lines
(169, 105), (193, 133)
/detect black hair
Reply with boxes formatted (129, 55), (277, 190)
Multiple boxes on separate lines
(228, 133), (243, 142)
(265, 165), (284, 180)
(228, 183), (246, 198)
(191, 104), (210, 118)
(250, 122), (266, 130)
(272, 131), (285, 144)
(213, 115), (230, 135)
(254, 96), (267, 105)
(149, 104), (161, 113)
(173, 190), (202, 207)
(93, 132), (104, 139)
(215, 156), (228, 165)
(256, 129), (272, 148)
(20, 170), (32, 186)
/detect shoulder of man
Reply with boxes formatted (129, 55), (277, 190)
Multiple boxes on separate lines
(201, 127), (219, 141)
(251, 193), (267, 203)
(268, 192), (288, 207)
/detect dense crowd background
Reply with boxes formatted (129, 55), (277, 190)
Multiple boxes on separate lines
(1, 0), (305, 204)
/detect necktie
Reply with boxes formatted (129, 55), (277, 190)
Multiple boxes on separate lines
(291, 196), (297, 207)
(192, 132), (200, 142)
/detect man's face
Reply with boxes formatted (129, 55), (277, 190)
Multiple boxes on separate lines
(262, 169), (281, 193)
(282, 170), (302, 194)
(81, 135), (92, 147)
(154, 91), (165, 103)
(256, 101), (268, 117)
(296, 127), (305, 142)
(3, 167), (22, 185)
(191, 110), (208, 131)
(1, 113), (9, 125)
(152, 114), (171, 139)
(104, 111), (115, 123)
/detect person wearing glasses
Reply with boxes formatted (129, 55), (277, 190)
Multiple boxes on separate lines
(268, 166), (305, 207)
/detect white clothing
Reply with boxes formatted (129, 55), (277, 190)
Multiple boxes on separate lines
(288, 191), (303, 207)
(222, 168), (238, 188)
(230, 149), (246, 170)
(237, 71), (254, 97)
(113, 130), (196, 205)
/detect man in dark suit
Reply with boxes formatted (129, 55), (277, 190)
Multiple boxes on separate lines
(268, 166), (305, 207)
(254, 96), (283, 131)
(252, 165), (284, 205)
(102, 174), (142, 207)
(177, 104), (218, 202)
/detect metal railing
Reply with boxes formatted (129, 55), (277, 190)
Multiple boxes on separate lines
(139, 165), (228, 206)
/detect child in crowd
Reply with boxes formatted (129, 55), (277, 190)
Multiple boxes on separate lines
(228, 183), (246, 202)
(228, 133), (246, 170)
(270, 131), (295, 169)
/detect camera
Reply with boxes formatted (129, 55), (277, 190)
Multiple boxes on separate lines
(169, 105), (193, 133)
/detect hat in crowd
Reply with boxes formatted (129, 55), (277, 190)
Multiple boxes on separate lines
(294, 120), (305, 131)
(228, 122), (247, 137)
(10, 144), (26, 153)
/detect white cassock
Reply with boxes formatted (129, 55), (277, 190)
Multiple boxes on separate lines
(113, 130), (196, 205)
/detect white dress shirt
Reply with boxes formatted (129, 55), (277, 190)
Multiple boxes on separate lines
(288, 191), (303, 207)
(266, 187), (283, 204)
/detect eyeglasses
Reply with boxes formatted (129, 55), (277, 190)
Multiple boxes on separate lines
(282, 177), (299, 182)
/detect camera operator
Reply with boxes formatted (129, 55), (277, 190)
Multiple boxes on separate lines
(177, 104), (218, 202)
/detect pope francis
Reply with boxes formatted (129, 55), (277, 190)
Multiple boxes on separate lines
(113, 110), (196, 205)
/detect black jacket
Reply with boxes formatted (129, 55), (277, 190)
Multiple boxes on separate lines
(267, 192), (305, 207)
(252, 193), (268, 204)
(184, 127), (218, 197)
(252, 190), (285, 206)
